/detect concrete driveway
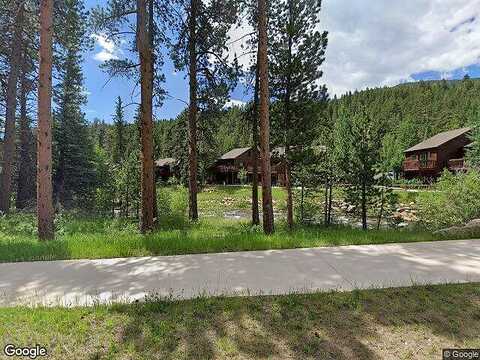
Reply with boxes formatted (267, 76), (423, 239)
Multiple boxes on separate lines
(0, 239), (479, 307)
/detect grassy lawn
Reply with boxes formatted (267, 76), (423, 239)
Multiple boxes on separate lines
(0, 185), (476, 263)
(0, 214), (465, 263)
(1, 283), (479, 359)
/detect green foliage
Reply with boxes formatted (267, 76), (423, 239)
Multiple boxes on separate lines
(93, 146), (116, 214)
(112, 96), (126, 164)
(334, 103), (385, 229)
(331, 78), (480, 170)
(418, 170), (480, 230)
(169, 0), (240, 112)
(53, 0), (97, 209)
(466, 109), (480, 169)
(156, 186), (188, 226)
(89, 0), (166, 106)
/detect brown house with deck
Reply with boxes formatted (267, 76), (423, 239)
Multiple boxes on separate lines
(208, 147), (286, 185)
(403, 127), (472, 180)
(155, 158), (177, 181)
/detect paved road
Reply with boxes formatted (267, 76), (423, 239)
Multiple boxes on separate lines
(0, 239), (479, 307)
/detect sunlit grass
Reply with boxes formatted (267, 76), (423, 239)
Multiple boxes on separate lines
(0, 212), (465, 263)
(0, 185), (475, 263)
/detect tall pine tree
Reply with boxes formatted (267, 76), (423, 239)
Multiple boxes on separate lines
(53, 0), (95, 209)
(269, 0), (328, 228)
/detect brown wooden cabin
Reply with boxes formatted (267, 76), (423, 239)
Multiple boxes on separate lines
(155, 158), (177, 181)
(403, 127), (472, 180)
(208, 147), (286, 186)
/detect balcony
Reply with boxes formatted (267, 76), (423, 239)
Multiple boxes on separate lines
(215, 165), (238, 173)
(448, 158), (467, 171)
(403, 159), (437, 171)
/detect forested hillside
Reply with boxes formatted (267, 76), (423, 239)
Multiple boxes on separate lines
(327, 77), (480, 171)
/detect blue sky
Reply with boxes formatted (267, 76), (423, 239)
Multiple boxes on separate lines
(82, 0), (480, 123)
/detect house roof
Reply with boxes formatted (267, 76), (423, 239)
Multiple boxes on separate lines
(155, 158), (176, 167)
(404, 127), (471, 153)
(220, 147), (251, 160)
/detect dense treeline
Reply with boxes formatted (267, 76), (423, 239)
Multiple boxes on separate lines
(328, 77), (480, 172)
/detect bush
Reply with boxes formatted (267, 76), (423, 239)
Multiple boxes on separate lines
(418, 170), (480, 230)
(156, 186), (188, 227)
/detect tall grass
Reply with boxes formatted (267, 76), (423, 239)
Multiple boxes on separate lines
(0, 185), (473, 263)
(0, 211), (457, 263)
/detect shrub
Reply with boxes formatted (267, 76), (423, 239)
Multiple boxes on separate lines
(156, 186), (188, 227)
(418, 170), (480, 230)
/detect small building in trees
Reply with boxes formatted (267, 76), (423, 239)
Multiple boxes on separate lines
(403, 127), (472, 180)
(155, 158), (177, 181)
(208, 147), (286, 186)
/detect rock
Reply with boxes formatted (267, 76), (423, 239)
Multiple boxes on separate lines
(397, 222), (409, 228)
(433, 226), (464, 236)
(465, 219), (480, 228)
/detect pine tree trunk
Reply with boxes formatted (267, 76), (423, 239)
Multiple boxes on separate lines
(0, 1), (24, 213)
(285, 148), (293, 228)
(324, 181), (328, 225)
(300, 184), (304, 222)
(16, 62), (34, 210)
(149, 0), (159, 223)
(188, 0), (199, 221)
(361, 180), (367, 230)
(137, 0), (155, 233)
(284, 0), (294, 230)
(377, 186), (385, 230)
(327, 183), (333, 225)
(257, 0), (274, 234)
(37, 0), (55, 240)
(251, 53), (260, 226)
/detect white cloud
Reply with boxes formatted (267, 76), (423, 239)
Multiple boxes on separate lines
(226, 23), (255, 69)
(320, 0), (480, 96)
(224, 99), (247, 109)
(91, 34), (119, 62)
(227, 0), (480, 97)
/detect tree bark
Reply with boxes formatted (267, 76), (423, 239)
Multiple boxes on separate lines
(149, 0), (159, 222)
(0, 1), (24, 213)
(251, 53), (260, 226)
(284, 0), (294, 229)
(361, 180), (367, 230)
(285, 148), (293, 228)
(257, 0), (274, 234)
(188, 0), (199, 221)
(327, 183), (333, 225)
(37, 0), (54, 240)
(137, 0), (155, 233)
(300, 184), (304, 222)
(324, 181), (328, 225)
(377, 186), (385, 230)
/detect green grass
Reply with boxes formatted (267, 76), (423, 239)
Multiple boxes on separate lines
(0, 185), (476, 263)
(1, 283), (479, 359)
(0, 213), (469, 263)
(197, 185), (287, 215)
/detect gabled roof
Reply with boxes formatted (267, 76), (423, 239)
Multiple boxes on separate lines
(220, 147), (251, 160)
(404, 127), (471, 152)
(155, 158), (176, 167)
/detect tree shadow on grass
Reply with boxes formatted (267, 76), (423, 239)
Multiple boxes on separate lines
(105, 284), (480, 359)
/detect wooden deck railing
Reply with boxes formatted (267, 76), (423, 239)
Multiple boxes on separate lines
(403, 159), (437, 171)
(448, 158), (466, 171)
